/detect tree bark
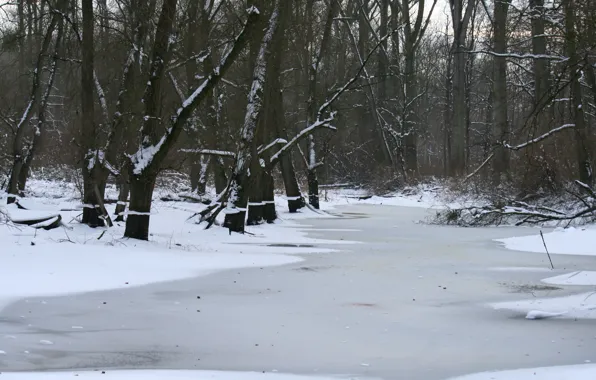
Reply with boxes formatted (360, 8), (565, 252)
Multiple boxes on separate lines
(492, 0), (511, 179)
(224, 1), (281, 233)
(449, 0), (474, 176)
(7, 7), (62, 204)
(114, 166), (129, 222)
(124, 0), (179, 239)
(81, 0), (111, 227)
(563, 0), (592, 185)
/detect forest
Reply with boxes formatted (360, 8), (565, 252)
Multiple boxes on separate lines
(0, 0), (595, 240)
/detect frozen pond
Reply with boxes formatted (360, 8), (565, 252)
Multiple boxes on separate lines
(2, 205), (596, 379)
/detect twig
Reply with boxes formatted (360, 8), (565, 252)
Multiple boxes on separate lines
(540, 230), (554, 270)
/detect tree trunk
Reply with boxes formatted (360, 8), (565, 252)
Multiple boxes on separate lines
(213, 157), (228, 195)
(124, 0), (179, 239)
(304, 0), (336, 209)
(81, 0), (111, 227)
(563, 0), (592, 185)
(403, 42), (418, 174)
(246, 154), (264, 226)
(124, 174), (156, 240)
(262, 166), (276, 223)
(449, 0), (474, 176)
(191, 156), (209, 196)
(307, 166), (319, 209)
(7, 7), (62, 203)
(492, 0), (511, 179)
(224, 2), (281, 233)
(114, 168), (130, 222)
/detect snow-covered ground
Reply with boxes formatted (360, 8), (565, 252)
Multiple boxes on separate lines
(4, 177), (596, 379)
(491, 230), (596, 320)
(0, 370), (352, 380)
(450, 364), (596, 380)
(492, 223), (596, 321)
(0, 180), (356, 314)
(318, 183), (474, 210)
(496, 226), (596, 256)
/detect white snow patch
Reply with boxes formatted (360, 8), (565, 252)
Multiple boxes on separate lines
(542, 271), (596, 286)
(0, 370), (345, 380)
(496, 226), (596, 256)
(491, 292), (596, 319)
(4, 206), (60, 223)
(0, 179), (358, 314)
(448, 364), (596, 379)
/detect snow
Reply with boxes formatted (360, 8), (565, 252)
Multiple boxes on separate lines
(4, 206), (60, 223)
(319, 189), (438, 210)
(491, 288), (596, 320)
(542, 271), (596, 286)
(449, 364), (596, 380)
(130, 134), (168, 175)
(0, 184), (350, 313)
(496, 226), (596, 256)
(0, 371), (347, 380)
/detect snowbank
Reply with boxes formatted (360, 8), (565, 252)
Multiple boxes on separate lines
(0, 370), (347, 380)
(542, 271), (596, 286)
(0, 191), (352, 312)
(449, 364), (596, 379)
(490, 267), (596, 320)
(492, 292), (596, 320)
(496, 227), (596, 256)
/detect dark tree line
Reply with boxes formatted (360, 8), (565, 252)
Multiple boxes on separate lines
(1, 0), (595, 239)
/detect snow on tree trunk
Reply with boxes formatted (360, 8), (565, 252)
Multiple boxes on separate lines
(114, 167), (129, 222)
(124, 5), (258, 240)
(191, 156), (209, 196)
(81, 0), (111, 227)
(224, 2), (281, 233)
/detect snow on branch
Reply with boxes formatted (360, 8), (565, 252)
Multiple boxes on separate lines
(269, 29), (395, 166)
(463, 153), (495, 182)
(174, 9), (259, 124)
(130, 134), (167, 175)
(270, 115), (336, 164)
(503, 124), (575, 150)
(129, 9), (259, 176)
(167, 50), (210, 72)
(316, 29), (396, 118)
(179, 148), (236, 157)
(468, 50), (568, 62)
(258, 138), (287, 155)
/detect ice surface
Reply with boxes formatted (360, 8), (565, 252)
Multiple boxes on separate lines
(0, 370), (350, 380)
(449, 364), (596, 379)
